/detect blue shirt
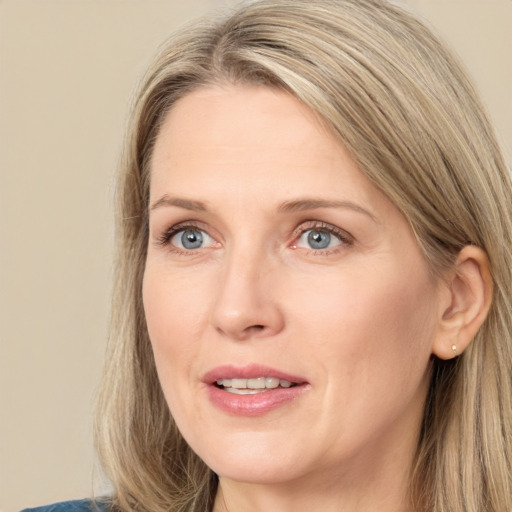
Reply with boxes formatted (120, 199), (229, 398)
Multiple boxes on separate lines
(21, 499), (109, 512)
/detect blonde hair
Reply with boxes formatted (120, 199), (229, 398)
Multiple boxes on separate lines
(95, 1), (512, 511)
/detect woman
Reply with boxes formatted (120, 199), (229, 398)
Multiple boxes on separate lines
(25, 0), (512, 511)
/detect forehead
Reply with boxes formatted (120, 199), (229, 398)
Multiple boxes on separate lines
(149, 85), (378, 205)
(151, 85), (333, 166)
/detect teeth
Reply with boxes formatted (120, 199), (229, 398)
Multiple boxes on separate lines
(231, 378), (247, 389)
(216, 377), (295, 392)
(224, 388), (264, 395)
(265, 377), (280, 388)
(248, 377), (266, 389)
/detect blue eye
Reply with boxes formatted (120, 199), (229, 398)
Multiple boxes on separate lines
(297, 229), (342, 250)
(171, 228), (213, 250)
(307, 230), (331, 249)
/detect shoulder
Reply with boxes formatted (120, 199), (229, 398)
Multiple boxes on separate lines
(21, 499), (110, 512)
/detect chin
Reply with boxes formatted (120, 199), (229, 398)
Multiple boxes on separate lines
(211, 460), (302, 486)
(193, 434), (307, 485)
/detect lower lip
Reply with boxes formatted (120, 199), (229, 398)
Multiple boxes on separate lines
(206, 384), (309, 416)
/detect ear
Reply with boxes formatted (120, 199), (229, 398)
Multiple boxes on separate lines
(432, 245), (493, 360)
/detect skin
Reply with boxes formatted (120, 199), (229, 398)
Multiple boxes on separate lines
(143, 85), (488, 512)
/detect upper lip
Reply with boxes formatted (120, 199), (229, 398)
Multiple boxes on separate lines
(202, 364), (307, 385)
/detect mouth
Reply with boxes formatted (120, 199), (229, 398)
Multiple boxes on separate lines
(202, 364), (308, 415)
(215, 376), (297, 394)
(203, 364), (306, 389)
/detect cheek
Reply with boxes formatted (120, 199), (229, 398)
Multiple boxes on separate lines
(142, 267), (209, 432)
(289, 261), (438, 390)
(292, 266), (436, 446)
(143, 263), (212, 345)
(142, 266), (208, 392)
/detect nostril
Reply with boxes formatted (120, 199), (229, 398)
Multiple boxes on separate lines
(246, 324), (265, 334)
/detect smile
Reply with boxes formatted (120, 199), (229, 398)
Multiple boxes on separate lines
(203, 365), (308, 416)
(216, 377), (295, 394)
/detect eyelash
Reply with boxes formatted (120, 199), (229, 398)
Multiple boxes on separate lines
(291, 221), (354, 255)
(155, 221), (214, 256)
(155, 220), (354, 256)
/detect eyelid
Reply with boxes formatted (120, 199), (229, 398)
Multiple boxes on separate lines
(155, 220), (218, 251)
(290, 221), (354, 252)
(153, 219), (354, 256)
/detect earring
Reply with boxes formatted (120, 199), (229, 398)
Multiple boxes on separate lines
(452, 344), (457, 357)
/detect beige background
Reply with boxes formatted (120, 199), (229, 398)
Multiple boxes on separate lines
(1, 1), (510, 511)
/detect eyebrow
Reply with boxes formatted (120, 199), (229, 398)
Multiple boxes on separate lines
(150, 195), (377, 222)
(278, 198), (377, 221)
(150, 195), (208, 212)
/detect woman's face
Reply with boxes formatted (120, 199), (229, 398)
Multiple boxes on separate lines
(144, 85), (444, 488)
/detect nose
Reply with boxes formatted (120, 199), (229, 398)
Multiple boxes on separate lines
(210, 247), (285, 341)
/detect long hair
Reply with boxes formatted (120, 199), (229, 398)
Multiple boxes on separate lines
(94, 1), (512, 510)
